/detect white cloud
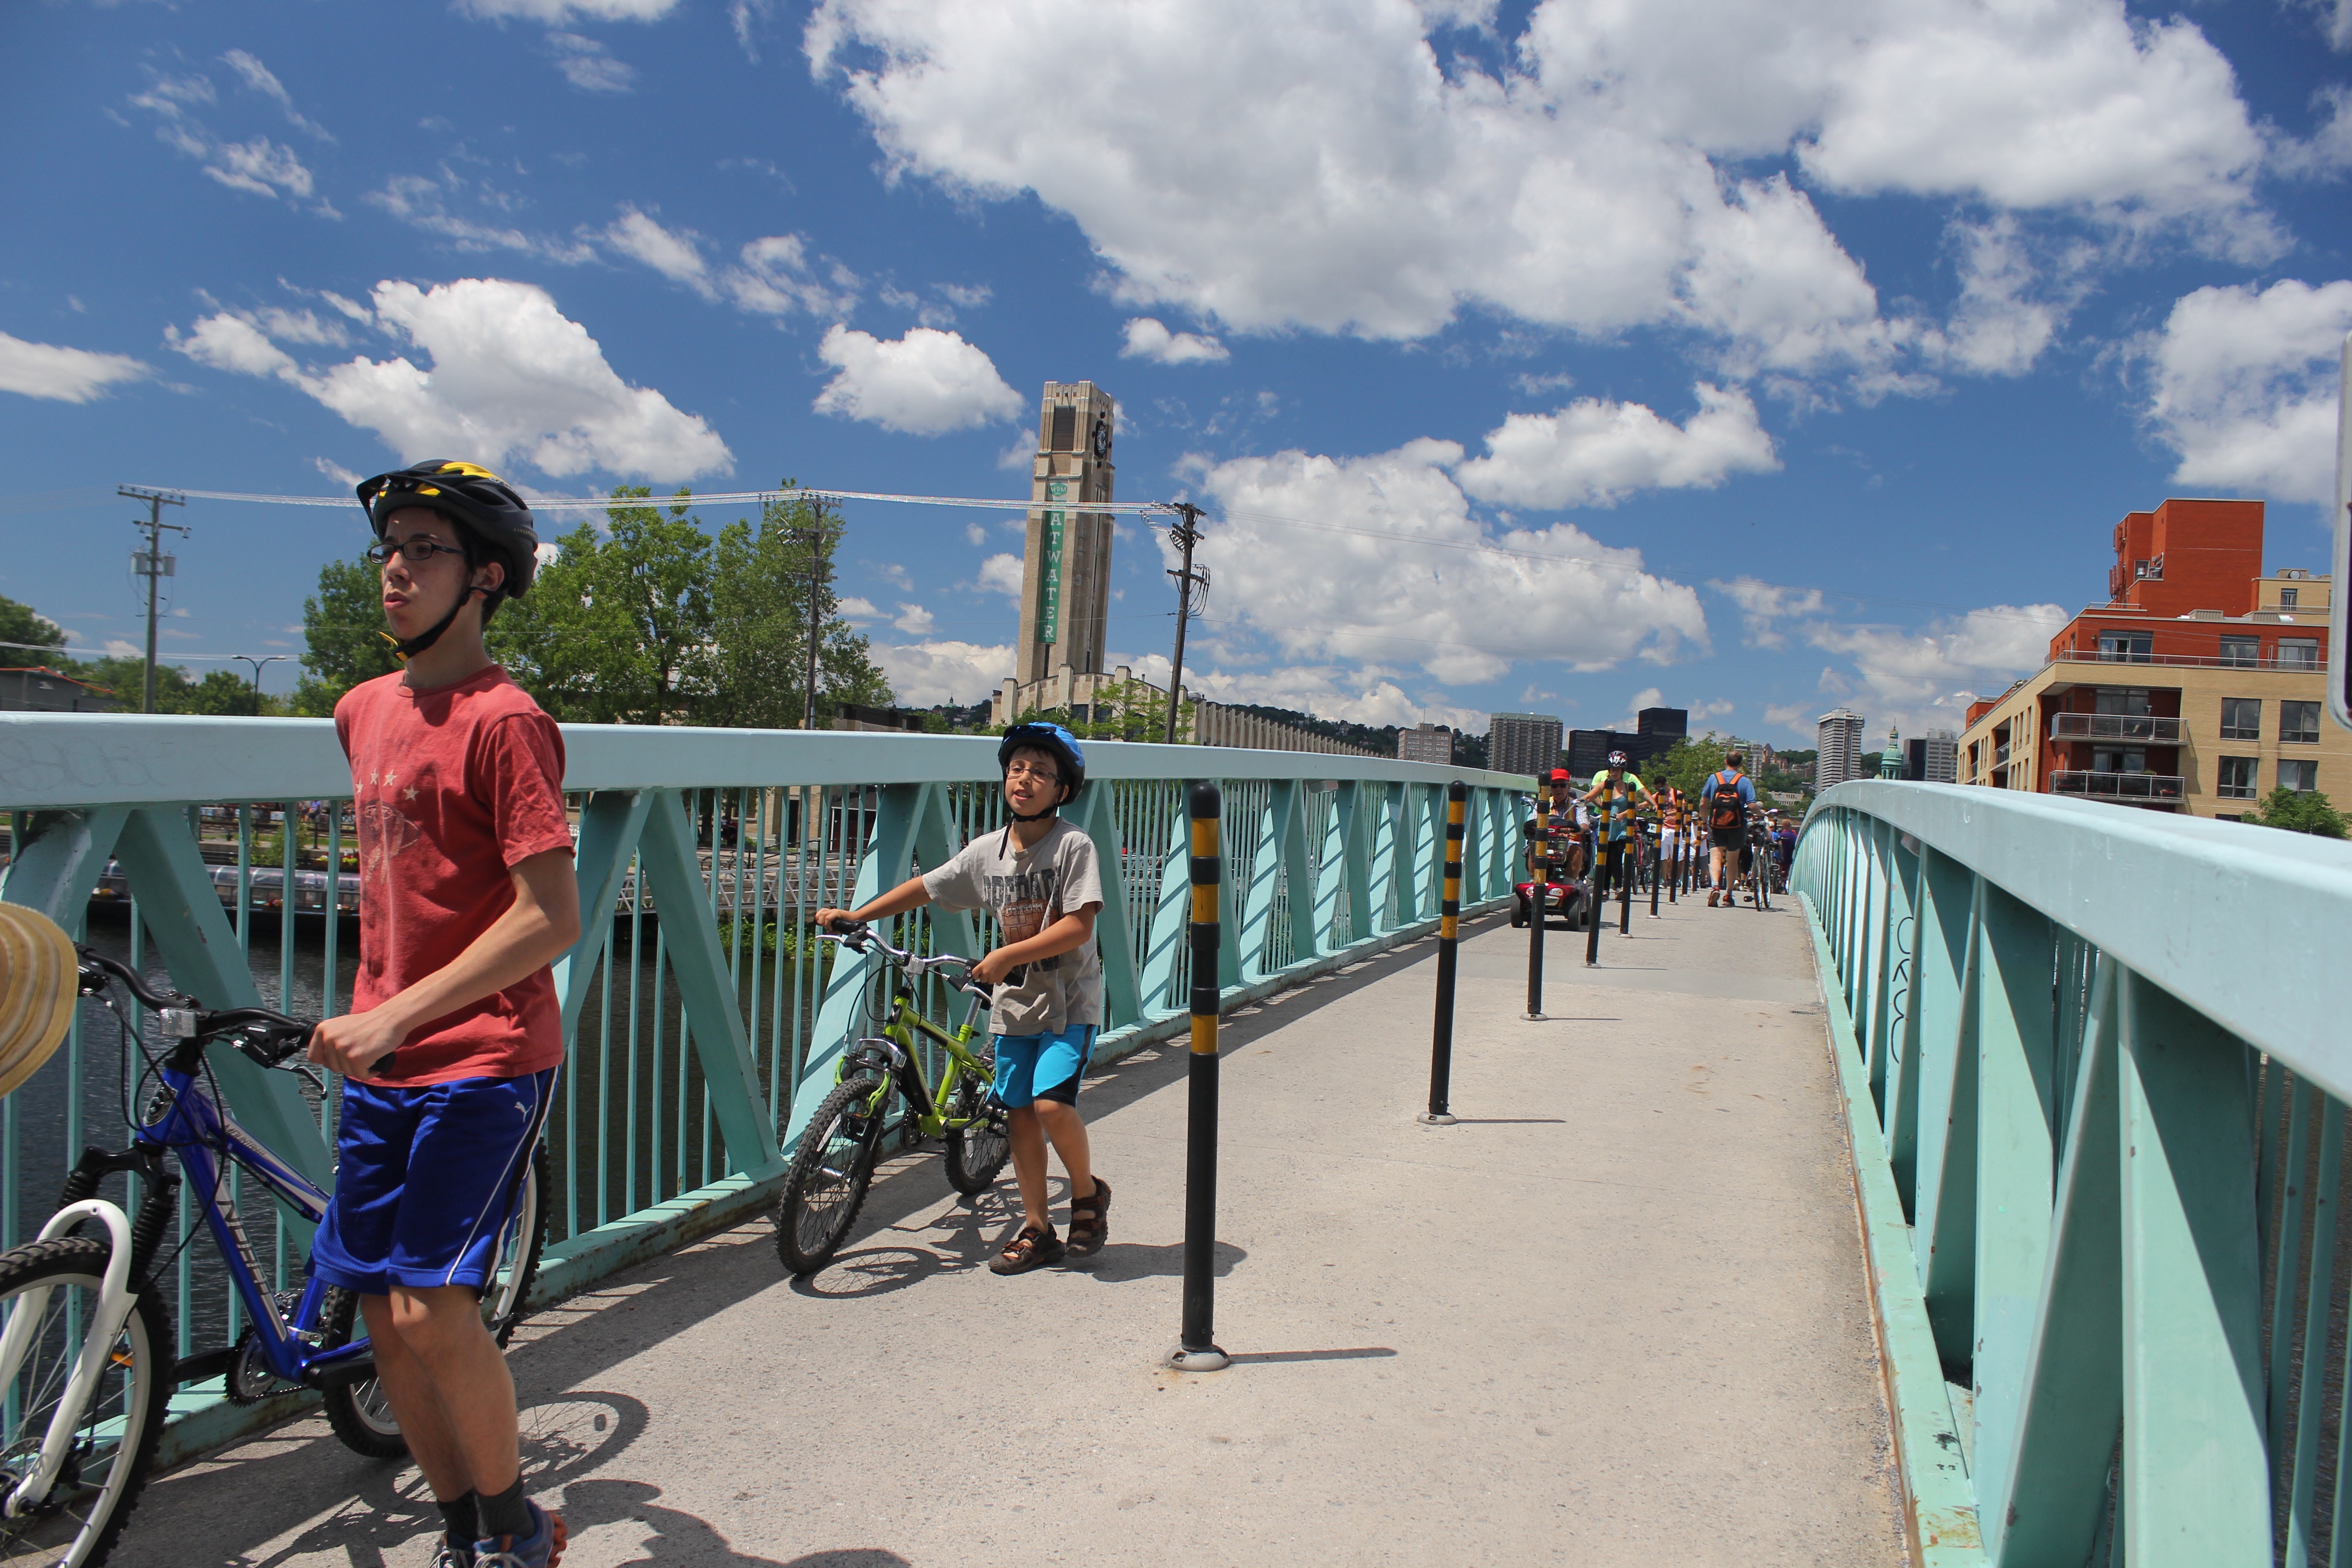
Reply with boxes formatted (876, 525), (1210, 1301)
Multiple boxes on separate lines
(1174, 662), (1478, 730)
(835, 596), (882, 620)
(2142, 278), (2352, 507)
(456, 0), (680, 20)
(547, 32), (637, 92)
(869, 638), (1012, 706)
(1122, 317), (1229, 365)
(172, 277), (732, 480)
(600, 211), (849, 317)
(811, 325), (1021, 435)
(1710, 576), (1828, 648)
(1927, 216), (2072, 377)
(605, 207), (710, 291)
(977, 552), (1024, 597)
(964, 523), (988, 545)
(0, 332), (149, 403)
(891, 602), (935, 635)
(1804, 603), (2069, 735)
(220, 50), (333, 140)
(1453, 383), (1779, 509)
(808, 0), (2279, 385)
(203, 137), (315, 199)
(1187, 437), (1707, 685)
(368, 173), (598, 262)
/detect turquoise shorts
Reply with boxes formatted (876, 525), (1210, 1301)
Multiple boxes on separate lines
(991, 1024), (1097, 1109)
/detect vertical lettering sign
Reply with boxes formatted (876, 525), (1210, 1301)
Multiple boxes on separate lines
(1037, 480), (1070, 645)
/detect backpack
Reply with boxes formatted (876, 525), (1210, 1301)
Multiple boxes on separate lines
(1707, 770), (1746, 833)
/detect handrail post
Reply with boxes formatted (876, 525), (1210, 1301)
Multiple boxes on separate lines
(1170, 779), (1230, 1372)
(1424, 781), (1465, 1124)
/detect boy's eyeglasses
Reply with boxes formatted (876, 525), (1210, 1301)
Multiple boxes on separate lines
(364, 539), (468, 566)
(1003, 762), (1061, 783)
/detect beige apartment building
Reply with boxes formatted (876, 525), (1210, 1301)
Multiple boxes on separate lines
(1959, 499), (2345, 818)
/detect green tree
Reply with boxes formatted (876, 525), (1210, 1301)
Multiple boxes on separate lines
(702, 489), (888, 729)
(1644, 733), (1732, 800)
(177, 669), (265, 716)
(294, 555), (402, 715)
(2248, 787), (2348, 838)
(0, 595), (66, 661)
(1025, 676), (1172, 744)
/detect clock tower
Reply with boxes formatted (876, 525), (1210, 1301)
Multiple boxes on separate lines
(1017, 381), (1117, 684)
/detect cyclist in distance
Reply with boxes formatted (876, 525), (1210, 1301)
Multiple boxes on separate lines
(816, 723), (1108, 1274)
(1579, 752), (1659, 926)
(1656, 784), (1686, 886)
(307, 461), (580, 1568)
(1700, 751), (1759, 907)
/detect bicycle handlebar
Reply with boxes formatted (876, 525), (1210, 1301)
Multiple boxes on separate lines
(817, 920), (998, 1002)
(76, 946), (320, 1070)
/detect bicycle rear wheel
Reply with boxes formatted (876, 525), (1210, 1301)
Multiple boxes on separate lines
(776, 1075), (886, 1275)
(942, 1047), (1009, 1196)
(319, 1141), (550, 1460)
(0, 1235), (171, 1568)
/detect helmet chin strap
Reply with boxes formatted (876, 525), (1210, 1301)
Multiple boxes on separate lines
(381, 584), (482, 663)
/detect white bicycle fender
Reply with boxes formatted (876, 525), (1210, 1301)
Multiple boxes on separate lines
(2, 1200), (138, 1516)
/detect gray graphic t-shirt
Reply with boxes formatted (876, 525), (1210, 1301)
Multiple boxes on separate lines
(921, 818), (1105, 1036)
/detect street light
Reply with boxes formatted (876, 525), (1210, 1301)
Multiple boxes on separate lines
(232, 655), (289, 714)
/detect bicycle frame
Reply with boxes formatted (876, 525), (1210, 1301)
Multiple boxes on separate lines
(840, 986), (995, 1141)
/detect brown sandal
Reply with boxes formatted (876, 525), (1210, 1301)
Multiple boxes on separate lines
(1066, 1177), (1110, 1258)
(990, 1223), (1065, 1275)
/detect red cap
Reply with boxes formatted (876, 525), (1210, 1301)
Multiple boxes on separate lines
(1548, 768), (1569, 782)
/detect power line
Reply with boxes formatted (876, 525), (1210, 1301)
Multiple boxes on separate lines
(127, 484), (1173, 515)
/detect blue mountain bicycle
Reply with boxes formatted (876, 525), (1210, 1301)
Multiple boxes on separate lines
(0, 948), (548, 1567)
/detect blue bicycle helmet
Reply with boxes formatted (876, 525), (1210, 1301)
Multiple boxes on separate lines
(998, 722), (1086, 821)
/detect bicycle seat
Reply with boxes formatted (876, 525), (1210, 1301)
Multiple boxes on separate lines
(0, 904), (77, 1099)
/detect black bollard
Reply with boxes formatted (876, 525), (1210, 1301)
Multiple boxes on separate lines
(1618, 841), (1633, 932)
(1650, 828), (1663, 919)
(1524, 822), (1546, 1020)
(1584, 845), (1603, 967)
(1425, 781), (1466, 1123)
(1171, 780), (1230, 1372)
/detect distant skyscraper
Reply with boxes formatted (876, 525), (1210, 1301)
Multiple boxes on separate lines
(1905, 728), (1959, 784)
(1816, 708), (1866, 789)
(1396, 723), (1453, 764)
(1487, 712), (1563, 781)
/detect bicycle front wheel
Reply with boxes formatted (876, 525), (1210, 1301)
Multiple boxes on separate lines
(0, 1236), (171, 1568)
(943, 1047), (1010, 1197)
(776, 1074), (885, 1275)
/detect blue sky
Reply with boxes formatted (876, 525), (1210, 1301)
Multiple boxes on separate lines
(5, 0), (2350, 748)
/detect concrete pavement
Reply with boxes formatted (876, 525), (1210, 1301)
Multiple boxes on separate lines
(122, 885), (1907, 1567)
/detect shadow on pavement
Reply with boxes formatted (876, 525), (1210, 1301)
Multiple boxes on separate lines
(562, 1478), (911, 1566)
(1223, 1347), (1396, 1365)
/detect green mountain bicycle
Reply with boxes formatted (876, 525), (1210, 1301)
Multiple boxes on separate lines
(773, 922), (1011, 1275)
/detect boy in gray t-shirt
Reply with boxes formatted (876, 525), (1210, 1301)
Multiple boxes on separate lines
(816, 723), (1108, 1274)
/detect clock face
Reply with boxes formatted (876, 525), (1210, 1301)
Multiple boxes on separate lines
(1091, 415), (1112, 460)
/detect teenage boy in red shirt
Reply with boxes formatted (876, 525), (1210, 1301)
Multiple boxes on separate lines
(308, 461), (579, 1568)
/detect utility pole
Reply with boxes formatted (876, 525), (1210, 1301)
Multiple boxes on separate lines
(1163, 503), (1208, 745)
(121, 486), (187, 714)
(788, 496), (838, 731)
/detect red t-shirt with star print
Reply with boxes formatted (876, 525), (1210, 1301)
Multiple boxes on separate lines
(333, 665), (573, 1085)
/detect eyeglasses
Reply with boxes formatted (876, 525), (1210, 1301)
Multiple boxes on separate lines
(364, 539), (467, 566)
(1003, 762), (1061, 783)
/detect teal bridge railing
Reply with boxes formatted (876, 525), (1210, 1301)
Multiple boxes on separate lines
(0, 714), (1523, 1464)
(1796, 779), (2352, 1568)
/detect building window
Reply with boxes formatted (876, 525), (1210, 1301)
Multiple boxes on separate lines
(2281, 759), (2319, 793)
(2220, 697), (2261, 741)
(2097, 631), (2153, 663)
(2280, 638), (2320, 670)
(2218, 756), (2260, 799)
(2282, 587), (2300, 608)
(2282, 701), (2321, 744)
(2220, 635), (2260, 667)
(2094, 686), (2151, 716)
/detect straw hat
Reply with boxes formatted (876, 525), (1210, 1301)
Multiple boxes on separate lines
(0, 904), (78, 1099)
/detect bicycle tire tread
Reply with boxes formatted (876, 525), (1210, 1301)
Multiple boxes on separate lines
(0, 1235), (172, 1568)
(775, 1075), (884, 1274)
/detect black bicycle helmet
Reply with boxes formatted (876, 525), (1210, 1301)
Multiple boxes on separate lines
(357, 459), (540, 658)
(997, 721), (1086, 823)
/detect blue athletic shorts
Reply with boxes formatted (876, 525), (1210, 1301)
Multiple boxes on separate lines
(991, 1024), (1096, 1109)
(310, 1068), (554, 1297)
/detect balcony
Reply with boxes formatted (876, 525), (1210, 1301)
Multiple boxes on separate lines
(2049, 770), (2186, 803)
(2054, 649), (2321, 672)
(2048, 712), (2184, 743)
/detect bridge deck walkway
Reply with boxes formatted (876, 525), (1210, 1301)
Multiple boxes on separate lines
(120, 890), (1906, 1568)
